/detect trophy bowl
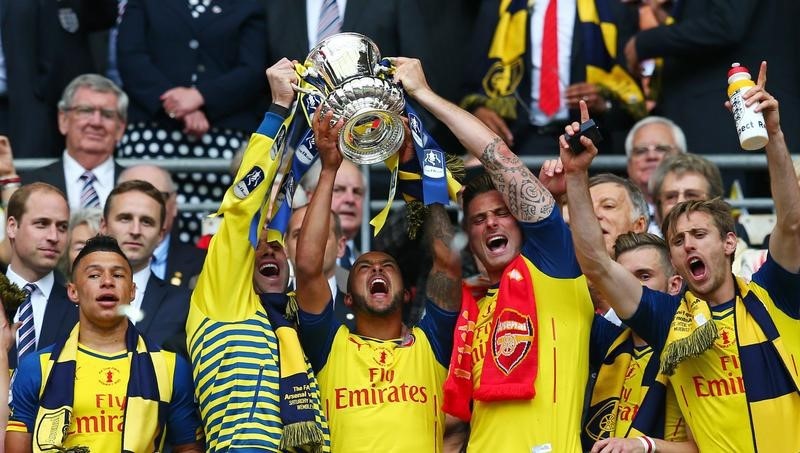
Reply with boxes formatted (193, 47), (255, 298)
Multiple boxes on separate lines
(302, 33), (405, 165)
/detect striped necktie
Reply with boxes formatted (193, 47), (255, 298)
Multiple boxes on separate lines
(79, 171), (101, 208)
(17, 283), (38, 361)
(316, 0), (342, 43)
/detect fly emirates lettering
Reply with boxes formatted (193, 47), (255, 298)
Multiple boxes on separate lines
(691, 355), (745, 398)
(334, 367), (429, 409)
(68, 394), (127, 435)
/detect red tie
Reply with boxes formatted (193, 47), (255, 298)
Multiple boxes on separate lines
(539, 0), (560, 116)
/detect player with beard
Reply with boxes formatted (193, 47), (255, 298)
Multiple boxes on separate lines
(393, 58), (594, 452)
(293, 100), (461, 451)
(566, 62), (800, 452)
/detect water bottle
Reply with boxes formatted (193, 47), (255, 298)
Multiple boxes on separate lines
(727, 63), (769, 150)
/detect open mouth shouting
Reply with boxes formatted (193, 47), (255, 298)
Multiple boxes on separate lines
(687, 256), (707, 281)
(368, 275), (390, 299)
(486, 234), (509, 255)
(258, 261), (281, 278)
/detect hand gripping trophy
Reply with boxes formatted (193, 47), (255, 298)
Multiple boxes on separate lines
(294, 32), (406, 165)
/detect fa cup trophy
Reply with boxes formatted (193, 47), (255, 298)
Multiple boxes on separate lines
(297, 32), (405, 165)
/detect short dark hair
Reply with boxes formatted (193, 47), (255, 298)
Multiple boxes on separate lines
(613, 232), (674, 276)
(7, 183), (68, 222)
(105, 180), (166, 228)
(71, 234), (132, 279)
(462, 172), (497, 223)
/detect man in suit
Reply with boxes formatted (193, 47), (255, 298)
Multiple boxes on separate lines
(301, 159), (364, 270)
(264, 0), (428, 72)
(117, 164), (206, 289)
(21, 74), (127, 210)
(624, 0), (800, 195)
(101, 180), (190, 349)
(285, 204), (354, 329)
(464, 0), (640, 156)
(0, 0), (117, 158)
(4, 183), (77, 369)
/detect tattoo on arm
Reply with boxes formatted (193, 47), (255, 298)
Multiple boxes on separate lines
(425, 205), (461, 311)
(478, 137), (555, 222)
(427, 270), (461, 311)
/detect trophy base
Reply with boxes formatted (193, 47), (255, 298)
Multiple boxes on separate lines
(339, 108), (404, 165)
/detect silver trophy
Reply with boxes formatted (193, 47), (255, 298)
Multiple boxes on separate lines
(298, 33), (405, 165)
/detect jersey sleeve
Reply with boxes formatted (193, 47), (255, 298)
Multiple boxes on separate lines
(417, 299), (458, 367)
(189, 110), (289, 323)
(589, 315), (625, 370)
(751, 253), (800, 319)
(519, 207), (582, 279)
(7, 353), (44, 433)
(297, 300), (341, 372)
(623, 287), (681, 352)
(165, 354), (203, 445)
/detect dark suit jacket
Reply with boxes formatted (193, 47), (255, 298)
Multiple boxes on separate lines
(0, 0), (117, 158)
(165, 238), (206, 290)
(634, 0), (800, 194)
(136, 274), (191, 350)
(20, 158), (125, 194)
(464, 1), (639, 154)
(117, 0), (267, 131)
(8, 276), (78, 369)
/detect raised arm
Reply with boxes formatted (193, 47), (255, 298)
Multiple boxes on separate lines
(393, 57), (555, 223)
(294, 111), (344, 314)
(424, 204), (461, 312)
(563, 102), (643, 319)
(747, 62), (800, 273)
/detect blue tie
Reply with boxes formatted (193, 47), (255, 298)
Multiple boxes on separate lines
(79, 171), (100, 208)
(17, 283), (38, 361)
(340, 244), (353, 270)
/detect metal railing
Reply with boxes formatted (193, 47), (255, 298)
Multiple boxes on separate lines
(13, 154), (781, 247)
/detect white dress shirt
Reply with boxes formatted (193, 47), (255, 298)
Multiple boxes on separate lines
(7, 267), (55, 349)
(62, 151), (116, 210)
(131, 266), (152, 324)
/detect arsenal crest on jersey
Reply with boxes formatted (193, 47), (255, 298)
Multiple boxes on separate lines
(491, 308), (535, 375)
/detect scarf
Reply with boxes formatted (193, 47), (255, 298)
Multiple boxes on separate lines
(261, 292), (326, 452)
(582, 329), (664, 447)
(636, 276), (800, 450)
(461, 0), (645, 120)
(443, 254), (539, 421)
(659, 290), (718, 375)
(33, 321), (168, 453)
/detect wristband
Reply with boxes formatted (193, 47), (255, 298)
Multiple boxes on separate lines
(638, 436), (656, 453)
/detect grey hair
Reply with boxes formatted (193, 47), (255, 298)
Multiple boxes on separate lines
(57, 74), (128, 123)
(624, 116), (687, 157)
(589, 173), (649, 223)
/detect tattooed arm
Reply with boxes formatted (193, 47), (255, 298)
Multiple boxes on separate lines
(424, 204), (461, 311)
(393, 57), (554, 223)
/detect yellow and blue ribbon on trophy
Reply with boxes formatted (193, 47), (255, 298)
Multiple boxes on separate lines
(266, 59), (462, 240)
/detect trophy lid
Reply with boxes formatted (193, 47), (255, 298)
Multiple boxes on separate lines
(304, 33), (382, 90)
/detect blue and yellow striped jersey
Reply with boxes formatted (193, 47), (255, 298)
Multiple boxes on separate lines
(187, 111), (329, 452)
